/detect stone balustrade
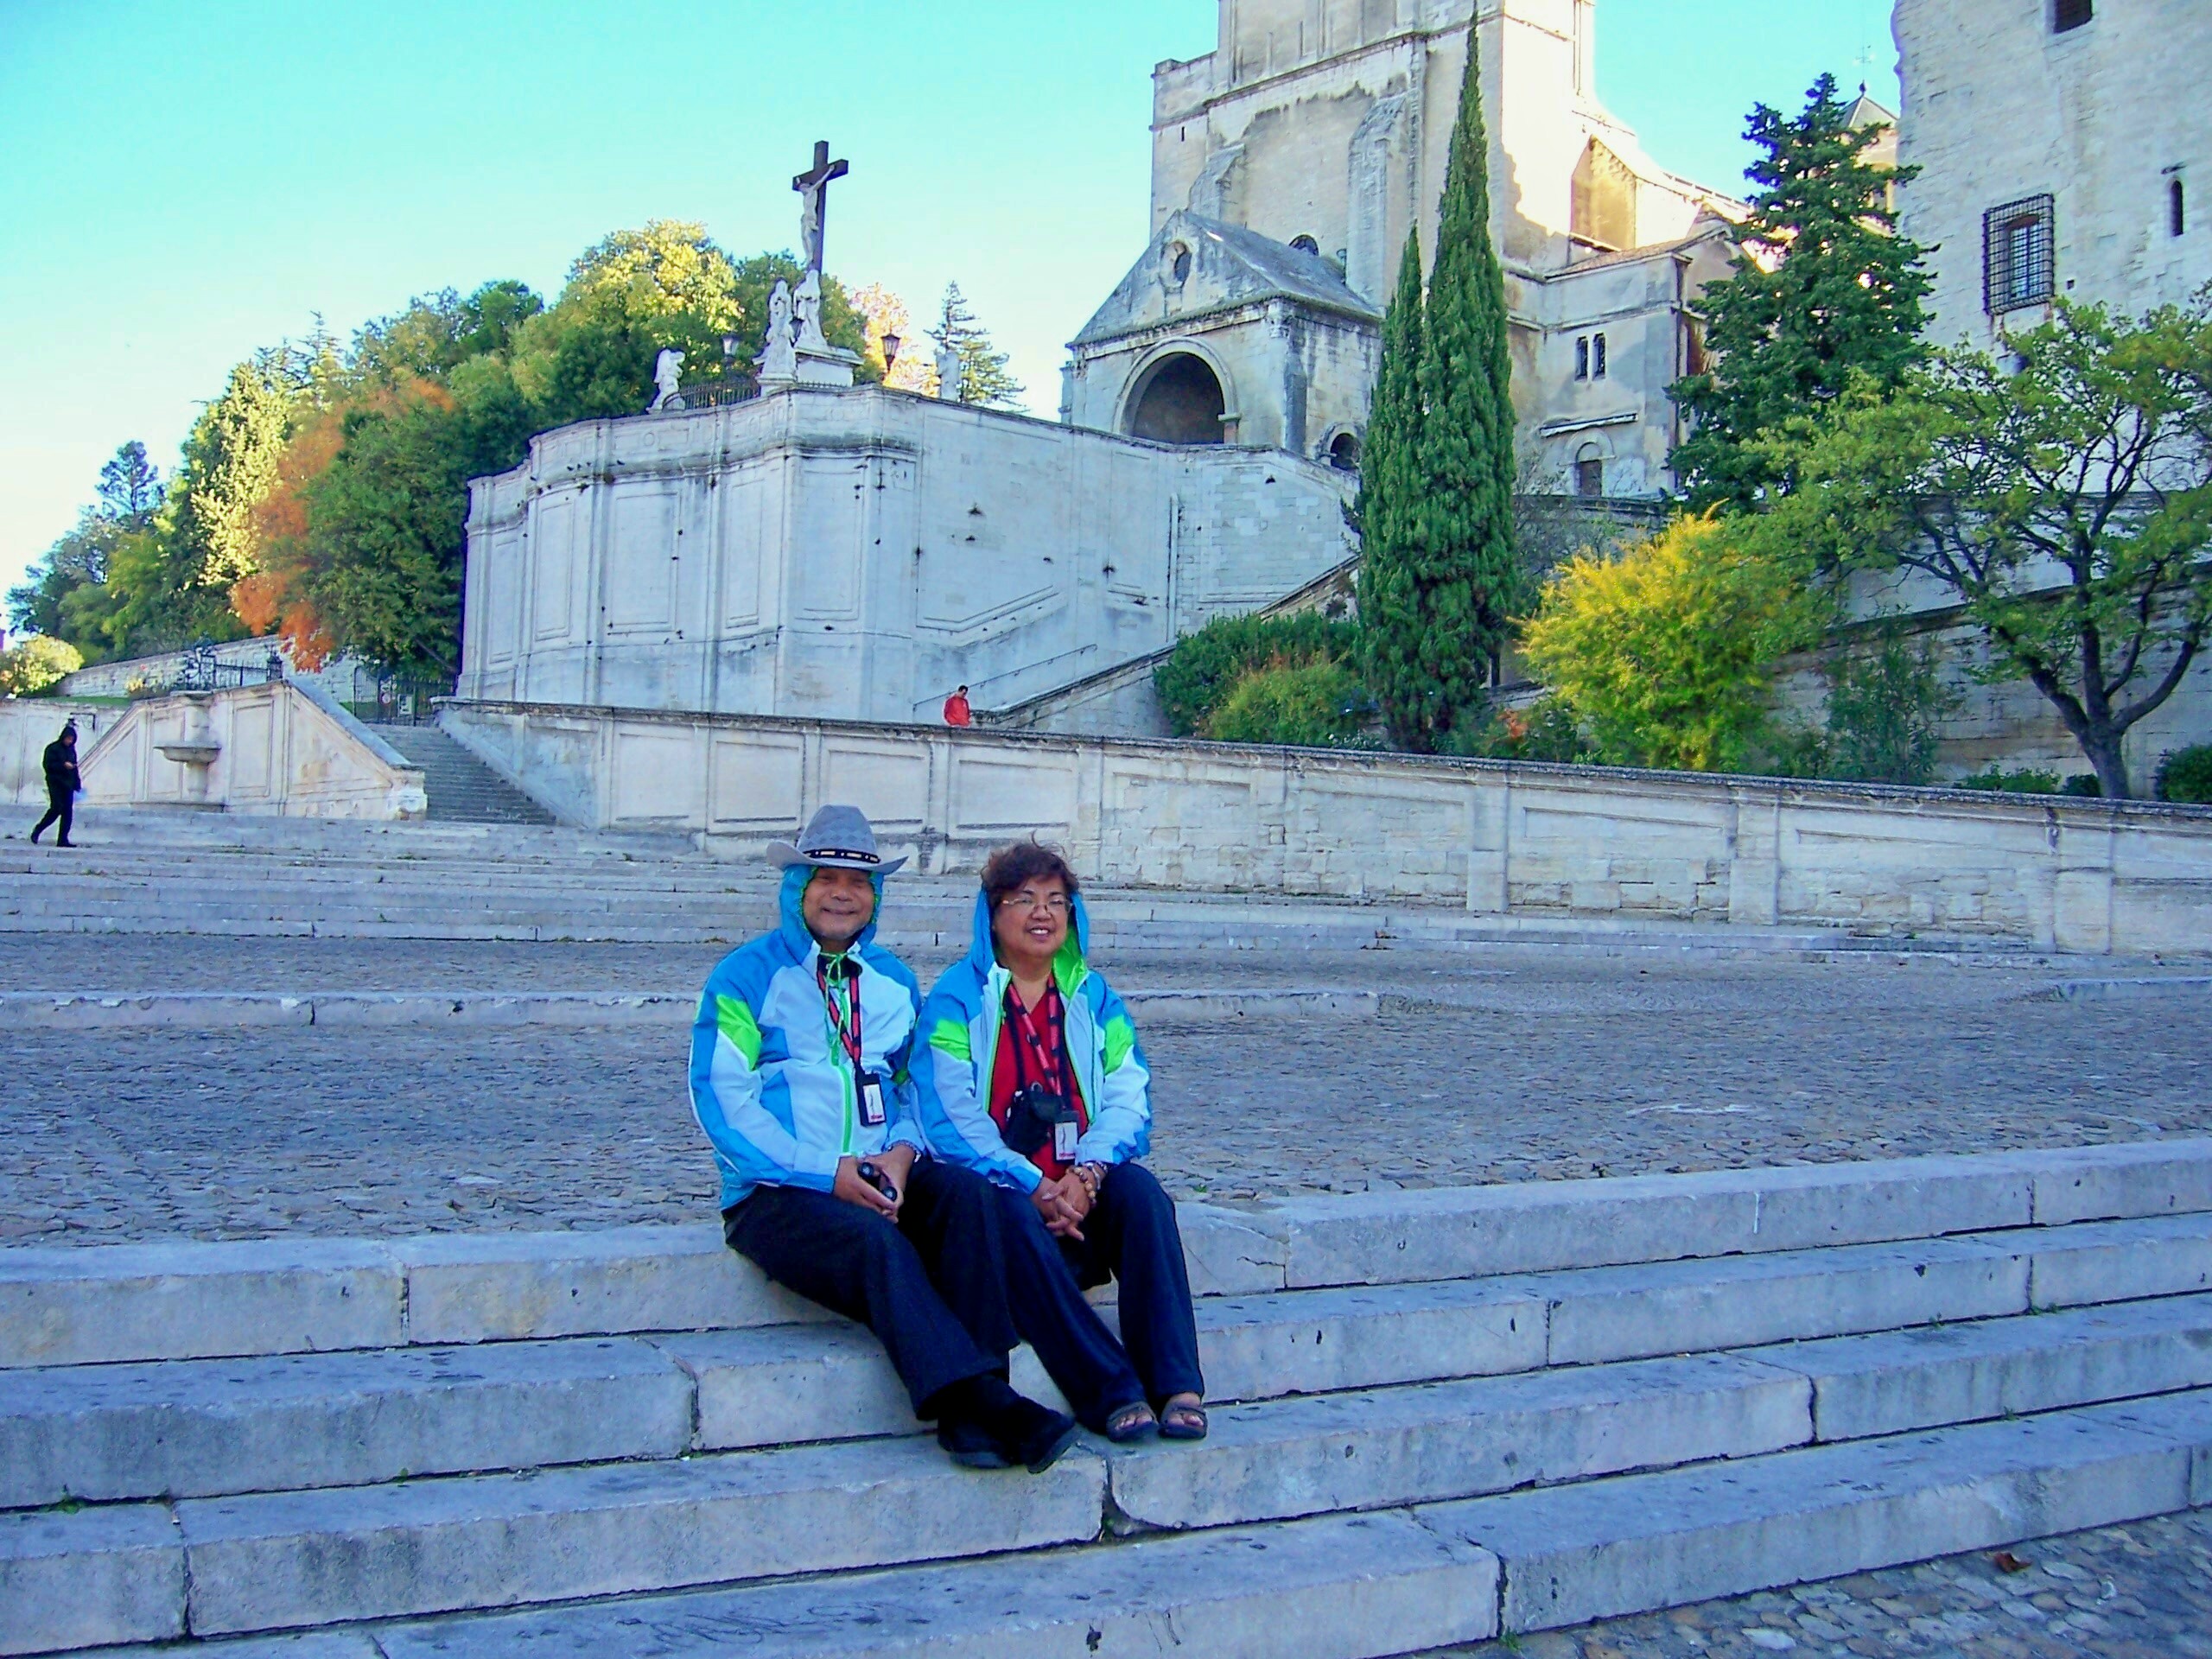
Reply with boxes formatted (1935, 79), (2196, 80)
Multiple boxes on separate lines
(440, 698), (2212, 956)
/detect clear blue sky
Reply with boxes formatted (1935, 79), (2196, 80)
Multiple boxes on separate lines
(0, 0), (1900, 599)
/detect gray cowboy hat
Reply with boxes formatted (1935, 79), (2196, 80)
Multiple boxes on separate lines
(767, 804), (908, 875)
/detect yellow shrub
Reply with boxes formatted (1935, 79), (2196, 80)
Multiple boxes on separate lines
(1520, 513), (1823, 772)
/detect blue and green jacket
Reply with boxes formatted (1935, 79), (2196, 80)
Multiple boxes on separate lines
(689, 865), (927, 1210)
(914, 887), (1152, 1194)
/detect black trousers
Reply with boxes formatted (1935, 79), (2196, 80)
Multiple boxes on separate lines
(723, 1157), (1139, 1425)
(1048, 1161), (1205, 1407)
(30, 790), (72, 844)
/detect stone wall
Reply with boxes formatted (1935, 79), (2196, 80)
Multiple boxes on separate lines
(458, 387), (1355, 727)
(440, 697), (2212, 956)
(1, 700), (116, 808)
(1896, 0), (2210, 350)
(79, 682), (426, 820)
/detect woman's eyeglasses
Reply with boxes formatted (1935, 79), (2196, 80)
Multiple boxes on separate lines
(999, 892), (1071, 914)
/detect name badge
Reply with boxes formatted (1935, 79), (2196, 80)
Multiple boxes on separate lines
(1052, 1113), (1079, 1163)
(856, 1070), (887, 1128)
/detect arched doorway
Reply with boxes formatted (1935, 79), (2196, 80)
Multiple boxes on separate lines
(1126, 353), (1227, 445)
(1325, 429), (1362, 472)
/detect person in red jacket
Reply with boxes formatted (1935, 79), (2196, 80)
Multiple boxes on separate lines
(943, 685), (973, 727)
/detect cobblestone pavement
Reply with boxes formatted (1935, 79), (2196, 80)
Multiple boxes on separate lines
(1438, 1508), (2212, 1658)
(1, 939), (2204, 1241)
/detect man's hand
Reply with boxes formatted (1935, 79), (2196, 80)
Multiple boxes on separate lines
(1030, 1173), (1087, 1242)
(833, 1156), (897, 1218)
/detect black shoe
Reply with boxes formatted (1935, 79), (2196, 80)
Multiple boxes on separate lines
(54, 841), (73, 848)
(993, 1395), (1080, 1473)
(936, 1416), (1011, 1469)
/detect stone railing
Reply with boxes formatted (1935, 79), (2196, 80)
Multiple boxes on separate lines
(440, 698), (2212, 956)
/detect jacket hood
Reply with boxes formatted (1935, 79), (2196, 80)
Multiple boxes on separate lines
(779, 862), (885, 960)
(966, 881), (1089, 993)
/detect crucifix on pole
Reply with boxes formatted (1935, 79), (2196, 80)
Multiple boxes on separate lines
(793, 140), (849, 275)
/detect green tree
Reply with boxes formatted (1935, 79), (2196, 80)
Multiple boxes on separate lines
(1671, 74), (1932, 510)
(509, 221), (746, 425)
(289, 383), (474, 674)
(0, 635), (83, 696)
(8, 439), (161, 655)
(934, 282), (1022, 408)
(1357, 32), (1525, 752)
(1755, 299), (2212, 798)
(1521, 514), (1825, 772)
(1354, 235), (1432, 745)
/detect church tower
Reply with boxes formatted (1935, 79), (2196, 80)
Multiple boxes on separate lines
(1063, 0), (1745, 498)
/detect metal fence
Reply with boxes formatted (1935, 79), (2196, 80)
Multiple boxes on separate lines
(346, 674), (454, 726)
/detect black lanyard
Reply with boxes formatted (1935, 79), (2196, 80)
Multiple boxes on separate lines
(817, 956), (864, 1071)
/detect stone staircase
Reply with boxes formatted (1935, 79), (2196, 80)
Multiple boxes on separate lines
(357, 726), (556, 826)
(0, 813), (2053, 959)
(4, 1141), (2211, 1655)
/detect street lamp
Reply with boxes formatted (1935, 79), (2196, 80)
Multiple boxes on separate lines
(721, 333), (740, 361)
(881, 331), (902, 373)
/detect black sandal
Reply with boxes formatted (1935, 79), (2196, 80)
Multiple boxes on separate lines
(1158, 1400), (1208, 1440)
(1105, 1402), (1158, 1443)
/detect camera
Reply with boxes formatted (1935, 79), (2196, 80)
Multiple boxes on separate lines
(1002, 1084), (1077, 1160)
(855, 1160), (899, 1204)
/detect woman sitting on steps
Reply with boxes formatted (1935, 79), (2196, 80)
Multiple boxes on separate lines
(916, 841), (1207, 1442)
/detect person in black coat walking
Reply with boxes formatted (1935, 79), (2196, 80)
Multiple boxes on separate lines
(29, 721), (80, 847)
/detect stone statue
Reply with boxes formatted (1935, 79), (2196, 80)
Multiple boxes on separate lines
(794, 269), (830, 353)
(760, 281), (798, 381)
(791, 140), (848, 274)
(648, 348), (685, 412)
(935, 340), (963, 403)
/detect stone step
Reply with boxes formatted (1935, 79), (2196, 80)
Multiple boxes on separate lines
(308, 1395), (2212, 1656)
(22, 1333), (2209, 1652)
(1414, 1386), (2212, 1636)
(14, 1245), (2210, 1528)
(0, 1434), (1109, 1643)
(1742, 1288), (2212, 1441)
(23, 1510), (1500, 1659)
(8, 1147), (2210, 1370)
(356, 727), (558, 827)
(373, 1511), (1499, 1659)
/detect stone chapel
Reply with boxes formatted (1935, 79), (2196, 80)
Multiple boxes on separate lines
(1064, 0), (1746, 498)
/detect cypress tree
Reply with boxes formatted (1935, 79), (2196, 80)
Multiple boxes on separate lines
(1355, 233), (1432, 747)
(1382, 28), (1524, 752)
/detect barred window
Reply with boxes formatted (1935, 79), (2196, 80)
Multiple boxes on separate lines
(1984, 195), (2056, 315)
(2054, 0), (2092, 33)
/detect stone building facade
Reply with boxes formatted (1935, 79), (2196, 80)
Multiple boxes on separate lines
(455, 389), (1353, 724)
(1895, 0), (2209, 348)
(1061, 0), (1745, 497)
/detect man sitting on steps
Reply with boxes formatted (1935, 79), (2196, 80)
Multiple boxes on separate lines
(689, 804), (1082, 1472)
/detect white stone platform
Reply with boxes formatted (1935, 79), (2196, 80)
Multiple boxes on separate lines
(4, 1141), (2211, 1654)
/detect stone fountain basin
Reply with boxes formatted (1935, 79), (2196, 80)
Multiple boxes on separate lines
(157, 741), (222, 766)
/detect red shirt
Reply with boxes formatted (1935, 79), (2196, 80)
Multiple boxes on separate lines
(943, 693), (973, 727)
(988, 981), (1088, 1182)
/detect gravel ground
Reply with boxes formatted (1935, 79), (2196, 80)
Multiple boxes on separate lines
(1439, 1510), (2212, 1658)
(1, 939), (2202, 1241)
